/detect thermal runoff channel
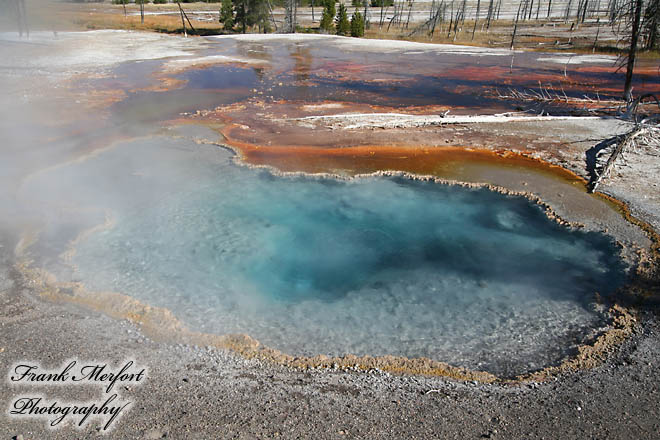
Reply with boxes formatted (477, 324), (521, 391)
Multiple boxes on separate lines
(29, 138), (627, 377)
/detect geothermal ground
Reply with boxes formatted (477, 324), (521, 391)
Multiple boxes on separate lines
(0, 27), (659, 439)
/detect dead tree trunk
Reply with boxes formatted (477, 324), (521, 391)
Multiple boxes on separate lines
(575, 0), (583, 24)
(486, 0), (494, 28)
(623, 0), (643, 102)
(564, 0), (572, 22)
(608, 0), (618, 22)
(177, 1), (197, 36)
(580, 0), (589, 23)
(453, 4), (461, 39)
(426, 0), (443, 35)
(588, 125), (650, 192)
(380, 0), (385, 27)
(448, 0), (454, 37)
(390, 0), (399, 28)
(387, 9), (398, 30)
(459, 0), (467, 24)
(646, 0), (659, 49)
(179, 3), (187, 36)
(472, 0), (481, 39)
(593, 17), (601, 51)
(536, 0), (541, 19)
(511, 0), (522, 49)
(406, 0), (414, 28)
(268, 0), (278, 31)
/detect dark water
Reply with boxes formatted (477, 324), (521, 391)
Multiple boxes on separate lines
(95, 35), (659, 125)
(162, 36), (643, 111)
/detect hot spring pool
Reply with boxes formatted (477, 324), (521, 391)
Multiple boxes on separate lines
(27, 136), (628, 376)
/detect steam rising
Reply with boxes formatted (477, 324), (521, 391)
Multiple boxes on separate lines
(0, 24), (642, 377)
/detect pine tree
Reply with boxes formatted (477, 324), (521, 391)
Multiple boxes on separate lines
(350, 8), (364, 37)
(235, 0), (247, 33)
(335, 3), (350, 35)
(247, 0), (271, 33)
(320, 0), (336, 32)
(231, 0), (271, 34)
(220, 0), (234, 30)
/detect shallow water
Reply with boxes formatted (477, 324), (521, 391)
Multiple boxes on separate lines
(169, 36), (660, 111)
(27, 137), (628, 376)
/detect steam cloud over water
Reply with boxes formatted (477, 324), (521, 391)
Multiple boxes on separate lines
(0, 27), (643, 377)
(19, 134), (626, 376)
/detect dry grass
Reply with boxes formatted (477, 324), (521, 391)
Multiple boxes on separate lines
(8, 1), (659, 57)
(362, 19), (626, 54)
(43, 3), (227, 35)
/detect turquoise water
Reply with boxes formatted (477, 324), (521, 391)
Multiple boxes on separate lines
(33, 137), (627, 376)
(0, 33), (639, 377)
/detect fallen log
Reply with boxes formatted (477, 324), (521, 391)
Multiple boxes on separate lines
(588, 125), (650, 193)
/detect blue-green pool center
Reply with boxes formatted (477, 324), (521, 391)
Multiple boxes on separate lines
(34, 137), (627, 376)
